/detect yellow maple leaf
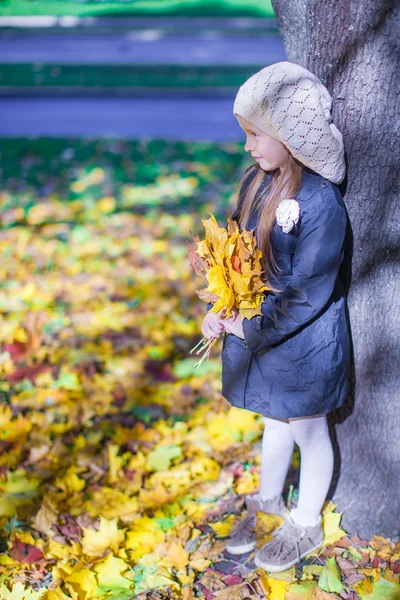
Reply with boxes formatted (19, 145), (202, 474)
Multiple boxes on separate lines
(369, 535), (393, 560)
(206, 265), (235, 314)
(94, 553), (132, 590)
(54, 467), (86, 493)
(190, 557), (212, 571)
(41, 589), (71, 600)
(34, 500), (58, 537)
(358, 568), (382, 582)
(355, 577), (374, 595)
(125, 525), (165, 560)
(157, 539), (189, 571)
(46, 539), (81, 561)
(107, 443), (123, 483)
(208, 515), (236, 538)
(321, 501), (347, 545)
(266, 576), (290, 600)
(84, 488), (139, 520)
(191, 213), (268, 320)
(64, 562), (98, 600)
(81, 516), (126, 557)
(0, 582), (44, 599)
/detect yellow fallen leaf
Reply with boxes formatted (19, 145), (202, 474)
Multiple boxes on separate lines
(64, 562), (98, 600)
(0, 582), (44, 599)
(54, 467), (86, 493)
(267, 576), (289, 599)
(369, 535), (393, 560)
(322, 501), (347, 545)
(94, 553), (132, 590)
(46, 539), (81, 561)
(355, 577), (374, 595)
(108, 443), (123, 483)
(34, 499), (58, 537)
(358, 568), (382, 582)
(41, 589), (71, 600)
(190, 557), (212, 571)
(209, 515), (236, 538)
(81, 516), (126, 557)
(157, 539), (189, 570)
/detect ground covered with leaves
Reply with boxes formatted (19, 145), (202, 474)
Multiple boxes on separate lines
(0, 139), (399, 599)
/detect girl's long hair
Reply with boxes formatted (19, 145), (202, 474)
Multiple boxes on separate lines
(232, 152), (304, 293)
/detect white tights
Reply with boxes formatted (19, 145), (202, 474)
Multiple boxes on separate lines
(258, 414), (334, 527)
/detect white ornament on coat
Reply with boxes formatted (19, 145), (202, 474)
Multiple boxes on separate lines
(275, 199), (300, 233)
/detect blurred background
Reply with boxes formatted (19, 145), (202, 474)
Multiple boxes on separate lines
(0, 0), (288, 400)
(0, 3), (288, 382)
(0, 0), (286, 223)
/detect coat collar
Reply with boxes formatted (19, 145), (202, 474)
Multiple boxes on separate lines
(295, 167), (322, 201)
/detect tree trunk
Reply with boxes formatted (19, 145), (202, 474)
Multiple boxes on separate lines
(270, 0), (400, 539)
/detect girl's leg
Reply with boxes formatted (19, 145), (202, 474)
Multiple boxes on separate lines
(287, 414), (334, 527)
(258, 416), (295, 501)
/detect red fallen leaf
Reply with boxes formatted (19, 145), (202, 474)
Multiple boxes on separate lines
(222, 574), (243, 586)
(3, 340), (30, 362)
(9, 538), (44, 564)
(230, 255), (241, 273)
(370, 554), (381, 568)
(6, 363), (56, 384)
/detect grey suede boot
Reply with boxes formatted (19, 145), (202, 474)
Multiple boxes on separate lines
(254, 512), (324, 571)
(225, 492), (287, 555)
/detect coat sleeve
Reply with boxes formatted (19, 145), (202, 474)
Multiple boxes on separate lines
(242, 187), (347, 354)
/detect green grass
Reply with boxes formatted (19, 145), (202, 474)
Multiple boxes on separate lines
(0, 64), (264, 90)
(0, 0), (274, 18)
(0, 137), (252, 224)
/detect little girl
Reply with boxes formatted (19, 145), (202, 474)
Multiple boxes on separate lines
(201, 61), (350, 572)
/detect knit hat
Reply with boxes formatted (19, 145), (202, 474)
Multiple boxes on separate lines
(233, 61), (346, 184)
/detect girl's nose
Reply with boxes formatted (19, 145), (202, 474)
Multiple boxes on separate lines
(244, 139), (254, 152)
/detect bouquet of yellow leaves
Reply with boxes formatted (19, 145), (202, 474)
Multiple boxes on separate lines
(187, 213), (271, 368)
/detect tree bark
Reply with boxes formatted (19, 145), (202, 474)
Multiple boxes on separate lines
(270, 0), (400, 539)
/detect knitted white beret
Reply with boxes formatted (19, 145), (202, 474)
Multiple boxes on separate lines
(233, 61), (346, 184)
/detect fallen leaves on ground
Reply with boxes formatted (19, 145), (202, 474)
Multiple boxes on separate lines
(0, 139), (398, 599)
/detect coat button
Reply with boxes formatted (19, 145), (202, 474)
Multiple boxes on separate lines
(256, 316), (262, 323)
(321, 180), (328, 187)
(243, 340), (248, 347)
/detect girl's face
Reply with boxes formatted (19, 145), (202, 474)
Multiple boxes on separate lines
(236, 115), (290, 171)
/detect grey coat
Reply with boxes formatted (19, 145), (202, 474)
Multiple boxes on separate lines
(208, 167), (351, 419)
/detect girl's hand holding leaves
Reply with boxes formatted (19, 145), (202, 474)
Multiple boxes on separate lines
(187, 214), (269, 367)
(220, 308), (245, 339)
(201, 309), (225, 339)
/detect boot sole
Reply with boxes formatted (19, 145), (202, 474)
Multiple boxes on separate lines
(253, 538), (324, 572)
(225, 540), (257, 554)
